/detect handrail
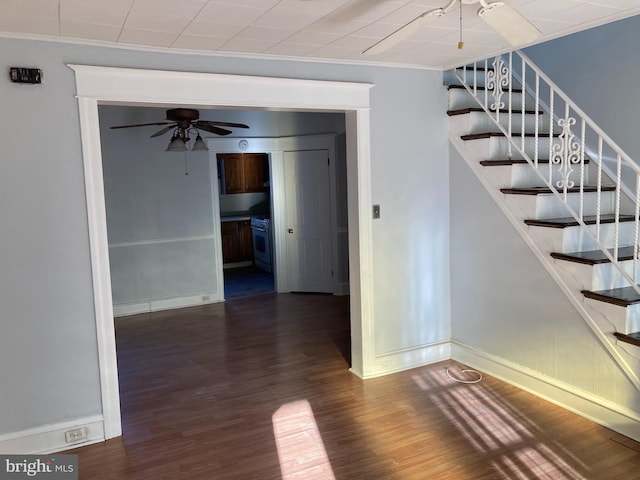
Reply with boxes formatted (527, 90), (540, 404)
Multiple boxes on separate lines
(452, 51), (640, 295)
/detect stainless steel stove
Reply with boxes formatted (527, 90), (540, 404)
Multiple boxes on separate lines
(250, 216), (272, 273)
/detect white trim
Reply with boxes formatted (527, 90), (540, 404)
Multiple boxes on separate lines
(359, 341), (451, 379)
(206, 134), (340, 296)
(69, 65), (371, 111)
(0, 416), (105, 454)
(77, 97), (122, 440)
(451, 341), (640, 442)
(113, 293), (220, 318)
(108, 234), (215, 249)
(69, 65), (374, 439)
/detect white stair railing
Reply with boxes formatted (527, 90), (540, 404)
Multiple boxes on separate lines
(453, 51), (640, 295)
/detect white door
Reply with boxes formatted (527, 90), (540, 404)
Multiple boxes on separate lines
(284, 150), (333, 293)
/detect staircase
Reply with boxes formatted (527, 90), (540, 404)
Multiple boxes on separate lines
(446, 52), (640, 388)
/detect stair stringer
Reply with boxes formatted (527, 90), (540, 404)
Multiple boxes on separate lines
(449, 132), (640, 391)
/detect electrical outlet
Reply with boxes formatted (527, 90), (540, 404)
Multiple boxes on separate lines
(65, 427), (88, 443)
(201, 295), (210, 302)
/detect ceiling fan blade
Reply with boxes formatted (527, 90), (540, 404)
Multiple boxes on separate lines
(110, 121), (172, 129)
(150, 125), (177, 138)
(197, 120), (250, 129)
(363, 6), (449, 55)
(194, 124), (233, 136)
(478, 2), (541, 46)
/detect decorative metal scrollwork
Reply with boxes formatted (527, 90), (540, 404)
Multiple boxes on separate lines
(552, 116), (582, 189)
(485, 56), (510, 111)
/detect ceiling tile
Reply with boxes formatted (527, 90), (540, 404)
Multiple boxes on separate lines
(125, 0), (206, 33)
(195, 2), (271, 25)
(118, 27), (179, 47)
(61, 21), (122, 42)
(183, 21), (245, 38)
(235, 26), (297, 42)
(0, 0), (58, 17)
(60, 0), (134, 26)
(171, 34), (228, 51)
(264, 42), (320, 57)
(221, 37), (279, 53)
(0, 14), (59, 35)
(284, 30), (342, 46)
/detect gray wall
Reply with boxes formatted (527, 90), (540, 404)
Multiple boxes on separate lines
(524, 14), (640, 163)
(449, 146), (639, 410)
(100, 105), (346, 308)
(0, 37), (450, 436)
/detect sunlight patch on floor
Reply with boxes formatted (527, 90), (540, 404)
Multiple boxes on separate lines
(412, 367), (588, 479)
(272, 399), (336, 480)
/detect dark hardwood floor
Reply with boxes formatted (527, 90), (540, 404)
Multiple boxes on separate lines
(67, 293), (640, 479)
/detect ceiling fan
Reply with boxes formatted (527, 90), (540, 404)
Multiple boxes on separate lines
(110, 108), (250, 151)
(363, 0), (542, 55)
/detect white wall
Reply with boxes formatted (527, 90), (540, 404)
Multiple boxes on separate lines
(0, 37), (450, 445)
(371, 69), (451, 354)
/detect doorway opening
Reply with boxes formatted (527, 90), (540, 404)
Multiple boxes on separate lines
(217, 151), (275, 299)
(72, 64), (374, 439)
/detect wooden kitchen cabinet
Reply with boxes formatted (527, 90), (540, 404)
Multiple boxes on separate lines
(218, 153), (268, 194)
(221, 220), (253, 264)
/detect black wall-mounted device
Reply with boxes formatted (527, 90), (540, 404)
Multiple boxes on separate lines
(9, 67), (42, 84)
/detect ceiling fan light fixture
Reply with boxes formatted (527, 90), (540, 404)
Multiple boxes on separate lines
(191, 133), (209, 152)
(362, 7), (447, 55)
(166, 133), (187, 152)
(477, 2), (541, 46)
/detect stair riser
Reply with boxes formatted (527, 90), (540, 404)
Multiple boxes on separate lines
(528, 222), (638, 253)
(504, 191), (616, 220)
(449, 112), (557, 137)
(449, 88), (535, 112)
(582, 298), (640, 336)
(461, 136), (563, 163)
(481, 164), (593, 190)
(512, 164), (595, 189)
(554, 258), (640, 291)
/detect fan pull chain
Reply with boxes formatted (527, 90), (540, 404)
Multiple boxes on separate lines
(184, 151), (189, 175)
(458, 0), (464, 50)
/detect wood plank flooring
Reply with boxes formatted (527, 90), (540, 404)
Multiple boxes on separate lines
(66, 293), (640, 479)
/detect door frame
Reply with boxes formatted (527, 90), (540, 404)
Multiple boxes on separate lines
(69, 64), (375, 440)
(209, 134), (339, 295)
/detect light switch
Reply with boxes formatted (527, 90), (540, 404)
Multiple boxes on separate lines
(372, 204), (380, 219)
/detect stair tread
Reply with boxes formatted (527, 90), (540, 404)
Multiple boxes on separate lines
(524, 213), (635, 228)
(462, 132), (561, 140)
(502, 185), (616, 195)
(448, 107), (543, 116)
(582, 286), (640, 307)
(481, 159), (551, 166)
(551, 246), (636, 265)
(448, 84), (523, 93)
(613, 331), (640, 347)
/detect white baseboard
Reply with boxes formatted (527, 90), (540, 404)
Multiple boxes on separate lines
(359, 341), (451, 379)
(0, 416), (105, 454)
(113, 292), (221, 317)
(451, 341), (640, 442)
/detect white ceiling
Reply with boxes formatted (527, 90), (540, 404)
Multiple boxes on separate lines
(1, 0), (639, 69)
